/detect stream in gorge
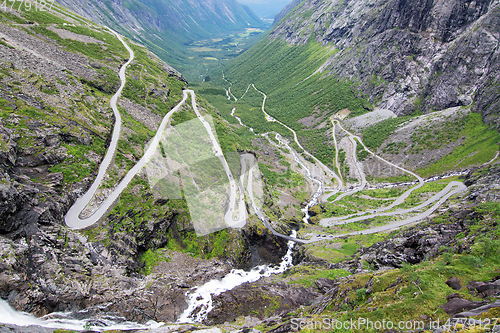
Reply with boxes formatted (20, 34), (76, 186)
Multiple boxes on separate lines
(177, 230), (297, 323)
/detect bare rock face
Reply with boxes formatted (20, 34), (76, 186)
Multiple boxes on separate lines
(464, 163), (500, 203)
(359, 213), (471, 269)
(269, 0), (500, 130)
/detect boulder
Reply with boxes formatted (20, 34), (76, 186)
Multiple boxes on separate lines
(454, 300), (500, 318)
(315, 278), (338, 294)
(446, 277), (462, 290)
(446, 293), (461, 301)
(440, 297), (488, 315)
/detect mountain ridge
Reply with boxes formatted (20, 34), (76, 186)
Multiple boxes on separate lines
(265, 0), (500, 130)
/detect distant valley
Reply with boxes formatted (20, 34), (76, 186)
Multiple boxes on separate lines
(55, 0), (270, 80)
(238, 0), (293, 20)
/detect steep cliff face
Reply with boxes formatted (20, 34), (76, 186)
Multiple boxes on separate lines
(56, 0), (263, 39)
(269, 0), (500, 129)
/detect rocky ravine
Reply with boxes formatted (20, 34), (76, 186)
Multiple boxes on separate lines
(271, 0), (500, 130)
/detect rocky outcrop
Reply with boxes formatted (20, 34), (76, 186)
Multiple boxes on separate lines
(242, 224), (289, 269)
(273, 0), (301, 24)
(269, 0), (500, 130)
(467, 277), (500, 298)
(359, 214), (469, 269)
(440, 297), (488, 315)
(206, 280), (319, 325)
(439, 276), (500, 320)
(464, 163), (500, 202)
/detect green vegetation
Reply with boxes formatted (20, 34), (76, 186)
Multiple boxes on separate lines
(283, 202), (500, 333)
(201, 38), (369, 168)
(164, 227), (247, 263)
(417, 112), (500, 176)
(0, 39), (14, 49)
(321, 193), (389, 218)
(123, 43), (185, 116)
(53, 329), (77, 333)
(141, 248), (170, 275)
(357, 187), (407, 199)
(355, 138), (369, 161)
(77, 0), (268, 81)
(28, 25), (126, 61)
(367, 173), (415, 184)
(0, 92), (108, 185)
(196, 97), (255, 154)
(81, 66), (120, 95)
(171, 108), (197, 126)
(362, 116), (411, 149)
(49, 139), (104, 183)
(382, 141), (407, 154)
(287, 267), (351, 287)
(409, 114), (468, 152)
(319, 204), (500, 325)
(297, 231), (387, 264)
(260, 163), (305, 188)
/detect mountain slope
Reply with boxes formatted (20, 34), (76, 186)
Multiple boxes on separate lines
(214, 0), (500, 176)
(0, 2), (291, 322)
(55, 0), (267, 79)
(266, 0), (500, 129)
(238, 0), (293, 20)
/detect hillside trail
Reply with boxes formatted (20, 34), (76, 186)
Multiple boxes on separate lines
(65, 29), (138, 229)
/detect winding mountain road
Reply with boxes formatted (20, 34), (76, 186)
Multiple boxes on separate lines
(65, 35), (469, 244)
(319, 120), (428, 224)
(188, 91), (247, 228)
(65, 33), (248, 229)
(65, 30), (138, 229)
(251, 85), (342, 190)
(310, 181), (466, 241)
(326, 134), (367, 203)
(230, 83), (469, 242)
(242, 153), (309, 244)
(271, 133), (323, 224)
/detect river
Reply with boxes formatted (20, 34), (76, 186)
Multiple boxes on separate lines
(0, 299), (163, 331)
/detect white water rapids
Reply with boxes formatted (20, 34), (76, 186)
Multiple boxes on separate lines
(0, 300), (163, 331)
(177, 230), (297, 323)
